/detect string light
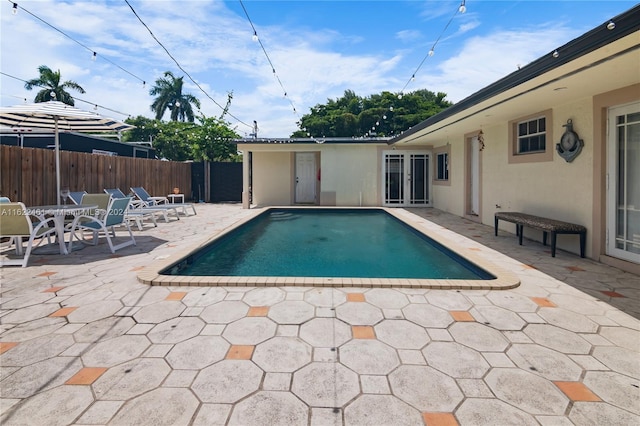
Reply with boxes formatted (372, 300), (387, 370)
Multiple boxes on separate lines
(12, 2), (17, 14)
(459, 0), (466, 14)
(92, 51), (97, 61)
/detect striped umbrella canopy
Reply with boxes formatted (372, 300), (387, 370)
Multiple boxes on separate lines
(0, 101), (134, 203)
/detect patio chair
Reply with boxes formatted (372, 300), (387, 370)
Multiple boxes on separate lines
(68, 191), (87, 205)
(105, 188), (178, 223)
(0, 202), (57, 267)
(131, 186), (196, 216)
(68, 197), (136, 254)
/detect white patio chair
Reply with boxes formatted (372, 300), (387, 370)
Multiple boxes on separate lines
(68, 197), (136, 253)
(0, 202), (58, 267)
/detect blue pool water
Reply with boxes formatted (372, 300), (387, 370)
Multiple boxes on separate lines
(164, 209), (494, 280)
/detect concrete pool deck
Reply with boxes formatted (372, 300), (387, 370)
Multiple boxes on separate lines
(1, 203), (638, 425)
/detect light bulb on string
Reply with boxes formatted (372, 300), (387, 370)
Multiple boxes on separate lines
(252, 31), (259, 41)
(383, 115), (387, 119)
(428, 49), (434, 57)
(389, 106), (394, 112)
(397, 93), (403, 100)
(92, 52), (97, 61)
(411, 74), (415, 82)
(142, 81), (146, 88)
(459, 1), (466, 13)
(12, 3), (18, 15)
(94, 105), (98, 111)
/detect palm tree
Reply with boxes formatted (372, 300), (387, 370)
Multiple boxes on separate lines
(149, 71), (201, 122)
(24, 65), (86, 106)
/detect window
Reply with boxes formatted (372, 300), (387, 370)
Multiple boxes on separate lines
(517, 117), (546, 154)
(508, 110), (553, 164)
(436, 152), (448, 180)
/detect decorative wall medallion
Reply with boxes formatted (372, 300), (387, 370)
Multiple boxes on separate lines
(556, 119), (584, 162)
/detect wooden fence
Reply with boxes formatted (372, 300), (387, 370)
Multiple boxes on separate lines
(1, 145), (192, 206)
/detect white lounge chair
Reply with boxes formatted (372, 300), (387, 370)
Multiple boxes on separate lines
(0, 202), (58, 267)
(68, 197), (136, 253)
(131, 186), (196, 216)
(104, 188), (177, 224)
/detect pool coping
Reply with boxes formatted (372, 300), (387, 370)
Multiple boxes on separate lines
(137, 206), (520, 290)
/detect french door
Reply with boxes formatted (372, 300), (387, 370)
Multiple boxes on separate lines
(607, 102), (640, 263)
(383, 151), (431, 206)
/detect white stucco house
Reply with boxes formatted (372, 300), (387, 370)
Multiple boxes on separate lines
(237, 4), (639, 274)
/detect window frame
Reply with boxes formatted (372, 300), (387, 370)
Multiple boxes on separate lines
(508, 109), (554, 164)
(433, 145), (451, 186)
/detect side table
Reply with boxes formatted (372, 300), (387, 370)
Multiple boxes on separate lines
(167, 194), (184, 204)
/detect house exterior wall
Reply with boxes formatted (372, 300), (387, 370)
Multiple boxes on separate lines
(251, 151), (292, 206)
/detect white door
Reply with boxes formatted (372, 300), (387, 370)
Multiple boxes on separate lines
(469, 136), (480, 215)
(295, 152), (316, 204)
(607, 102), (640, 263)
(383, 151), (430, 206)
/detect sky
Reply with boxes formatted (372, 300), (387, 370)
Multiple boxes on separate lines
(0, 0), (636, 138)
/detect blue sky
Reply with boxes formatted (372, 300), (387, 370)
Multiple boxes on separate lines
(0, 1), (636, 137)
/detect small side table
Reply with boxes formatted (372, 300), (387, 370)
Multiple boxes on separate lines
(167, 194), (184, 204)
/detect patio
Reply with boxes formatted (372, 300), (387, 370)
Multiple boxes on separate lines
(1, 203), (638, 425)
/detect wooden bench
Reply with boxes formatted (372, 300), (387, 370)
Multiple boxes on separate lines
(494, 212), (586, 258)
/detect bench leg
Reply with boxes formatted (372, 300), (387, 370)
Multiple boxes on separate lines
(518, 225), (524, 245)
(542, 232), (547, 246)
(580, 232), (586, 258)
(495, 217), (499, 236)
(551, 232), (557, 257)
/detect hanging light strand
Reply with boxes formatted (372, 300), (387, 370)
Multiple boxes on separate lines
(124, 0), (253, 131)
(239, 0), (302, 127)
(6, 0), (146, 86)
(0, 71), (132, 117)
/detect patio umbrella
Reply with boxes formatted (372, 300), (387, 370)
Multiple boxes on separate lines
(0, 101), (134, 204)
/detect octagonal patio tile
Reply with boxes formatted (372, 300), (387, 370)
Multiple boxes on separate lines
(422, 341), (489, 378)
(0, 334), (74, 367)
(598, 326), (640, 351)
(449, 322), (509, 352)
(507, 344), (583, 381)
(132, 300), (185, 324)
(0, 292), (55, 310)
(181, 288), (227, 307)
(536, 307), (599, 333)
(72, 316), (135, 343)
(364, 289), (409, 309)
(200, 301), (249, 324)
(0, 357), (83, 398)
(299, 318), (352, 347)
(193, 359), (262, 403)
(268, 301), (315, 324)
(228, 391), (308, 426)
(549, 293), (608, 316)
(109, 387), (199, 426)
(455, 398), (537, 425)
(0, 385), (94, 426)
(252, 336), (311, 373)
(82, 335), (150, 367)
(121, 286), (171, 307)
(0, 317), (66, 342)
(569, 401), (640, 426)
(340, 340), (399, 375)
(344, 395), (423, 426)
(192, 404), (232, 426)
(336, 302), (383, 326)
(485, 368), (569, 415)
(402, 304), (453, 328)
(583, 371), (640, 414)
(292, 362), (359, 407)
(389, 365), (462, 411)
(147, 317), (204, 344)
(93, 358), (170, 400)
(486, 292), (538, 312)
(0, 303), (60, 324)
(374, 320), (429, 349)
(66, 300), (123, 323)
(223, 317), (277, 345)
(425, 290), (472, 310)
(592, 346), (640, 377)
(304, 288), (347, 307)
(243, 288), (286, 306)
(471, 305), (526, 331)
(523, 324), (591, 354)
(166, 336), (230, 369)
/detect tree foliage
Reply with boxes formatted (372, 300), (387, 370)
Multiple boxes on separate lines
(24, 65), (86, 106)
(149, 71), (201, 122)
(291, 89), (452, 138)
(123, 115), (239, 162)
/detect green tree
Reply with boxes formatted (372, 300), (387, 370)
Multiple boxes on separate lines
(24, 65), (86, 105)
(190, 115), (239, 162)
(292, 89), (452, 138)
(149, 71), (201, 122)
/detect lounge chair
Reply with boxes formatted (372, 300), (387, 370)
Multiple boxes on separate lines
(68, 197), (136, 253)
(104, 188), (177, 224)
(131, 186), (196, 216)
(0, 202), (58, 267)
(68, 191), (87, 205)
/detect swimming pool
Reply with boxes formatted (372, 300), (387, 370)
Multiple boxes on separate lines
(139, 207), (519, 289)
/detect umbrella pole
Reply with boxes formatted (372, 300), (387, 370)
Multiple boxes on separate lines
(55, 116), (60, 205)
